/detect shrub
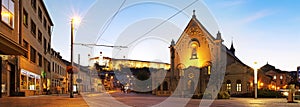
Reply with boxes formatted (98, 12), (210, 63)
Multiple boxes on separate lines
(218, 91), (230, 99)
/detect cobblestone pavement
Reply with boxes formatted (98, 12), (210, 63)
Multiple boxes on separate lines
(0, 94), (88, 107)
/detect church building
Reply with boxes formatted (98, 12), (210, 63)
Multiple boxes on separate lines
(152, 11), (253, 97)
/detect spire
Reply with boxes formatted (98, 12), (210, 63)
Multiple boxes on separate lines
(216, 31), (222, 40)
(192, 10), (196, 18)
(230, 40), (236, 55)
(171, 39), (175, 46)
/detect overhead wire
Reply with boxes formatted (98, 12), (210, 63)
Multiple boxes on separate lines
(124, 0), (199, 47)
(94, 0), (127, 44)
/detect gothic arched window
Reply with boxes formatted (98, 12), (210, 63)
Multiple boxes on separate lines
(191, 43), (198, 59)
(189, 39), (200, 60)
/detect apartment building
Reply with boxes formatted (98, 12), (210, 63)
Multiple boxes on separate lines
(1, 0), (27, 97)
(18, 0), (53, 96)
(50, 49), (68, 94)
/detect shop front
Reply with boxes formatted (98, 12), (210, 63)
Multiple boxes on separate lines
(20, 69), (41, 96)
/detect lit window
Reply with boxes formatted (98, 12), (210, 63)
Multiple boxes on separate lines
(190, 42), (198, 59)
(280, 75), (283, 80)
(226, 80), (231, 90)
(236, 80), (242, 92)
(1, 0), (14, 28)
(208, 66), (211, 75)
(227, 84), (231, 90)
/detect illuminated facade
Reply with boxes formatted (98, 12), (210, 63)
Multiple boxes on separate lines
(152, 11), (253, 96)
(1, 0), (27, 97)
(90, 55), (170, 71)
(260, 63), (293, 90)
(17, 0), (53, 96)
(50, 49), (68, 94)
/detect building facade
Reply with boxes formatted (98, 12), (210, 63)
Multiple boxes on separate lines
(152, 12), (253, 97)
(1, 0), (27, 97)
(17, 0), (53, 96)
(50, 49), (67, 94)
(260, 63), (293, 90)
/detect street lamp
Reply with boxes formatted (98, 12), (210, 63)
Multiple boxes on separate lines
(70, 17), (80, 98)
(253, 62), (258, 99)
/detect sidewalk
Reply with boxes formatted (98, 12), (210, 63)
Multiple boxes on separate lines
(0, 94), (89, 107)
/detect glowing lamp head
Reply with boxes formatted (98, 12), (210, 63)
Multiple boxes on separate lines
(71, 17), (81, 24)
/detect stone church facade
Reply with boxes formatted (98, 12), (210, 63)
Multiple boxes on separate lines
(152, 12), (253, 97)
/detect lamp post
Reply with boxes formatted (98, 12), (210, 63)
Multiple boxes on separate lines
(70, 18), (75, 98)
(254, 62), (258, 99)
(69, 17), (80, 98)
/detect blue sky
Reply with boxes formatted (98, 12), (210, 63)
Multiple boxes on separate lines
(44, 0), (300, 71)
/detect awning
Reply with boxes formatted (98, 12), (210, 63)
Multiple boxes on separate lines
(0, 32), (27, 55)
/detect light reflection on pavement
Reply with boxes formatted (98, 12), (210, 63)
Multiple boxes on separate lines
(82, 92), (300, 107)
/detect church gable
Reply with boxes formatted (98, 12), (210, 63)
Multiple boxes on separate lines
(173, 14), (215, 68)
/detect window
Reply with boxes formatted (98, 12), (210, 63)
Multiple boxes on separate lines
(1, 0), (14, 28)
(31, 19), (36, 36)
(38, 7), (42, 21)
(226, 80), (231, 90)
(23, 9), (28, 26)
(43, 17), (47, 28)
(207, 66), (211, 75)
(47, 60), (51, 72)
(52, 62), (54, 72)
(189, 39), (200, 60)
(38, 53), (42, 67)
(21, 75), (27, 89)
(236, 80), (242, 92)
(22, 40), (29, 58)
(30, 46), (36, 63)
(43, 38), (47, 53)
(48, 43), (51, 53)
(48, 26), (51, 36)
(38, 30), (42, 44)
(31, 0), (36, 10)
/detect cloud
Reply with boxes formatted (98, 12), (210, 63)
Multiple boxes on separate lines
(238, 9), (275, 25)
